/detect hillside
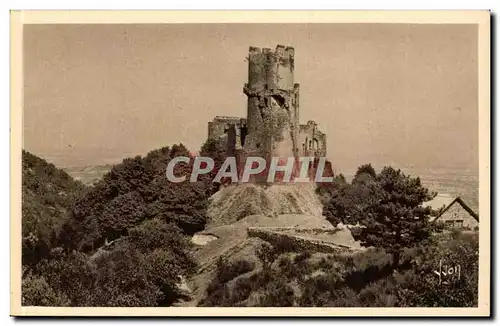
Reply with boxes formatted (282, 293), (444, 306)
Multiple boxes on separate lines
(185, 165), (478, 307)
(20, 148), (479, 308)
(21, 148), (202, 307)
(185, 211), (361, 306)
(22, 150), (86, 266)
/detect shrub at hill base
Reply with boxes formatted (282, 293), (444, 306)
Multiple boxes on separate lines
(199, 164), (476, 308)
(23, 219), (196, 307)
(21, 147), (206, 307)
(22, 150), (86, 267)
(199, 231), (478, 307)
(396, 231), (479, 307)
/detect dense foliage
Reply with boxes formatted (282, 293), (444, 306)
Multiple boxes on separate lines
(200, 231), (478, 307)
(196, 162), (478, 307)
(21, 149), (478, 308)
(61, 143), (222, 252)
(21, 146), (214, 306)
(318, 164), (438, 267)
(22, 150), (86, 266)
(22, 219), (195, 307)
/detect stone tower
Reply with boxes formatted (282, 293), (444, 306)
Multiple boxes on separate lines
(242, 45), (300, 160)
(207, 45), (328, 184)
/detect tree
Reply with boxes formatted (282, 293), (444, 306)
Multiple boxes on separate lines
(99, 190), (147, 241)
(68, 143), (213, 249)
(87, 219), (195, 307)
(352, 163), (377, 185)
(21, 148), (206, 307)
(357, 166), (436, 268)
(127, 219), (195, 273)
(334, 180), (378, 226)
(34, 248), (97, 306)
(22, 150), (86, 266)
(318, 168), (375, 226)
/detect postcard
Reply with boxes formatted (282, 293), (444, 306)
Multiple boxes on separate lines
(10, 10), (491, 317)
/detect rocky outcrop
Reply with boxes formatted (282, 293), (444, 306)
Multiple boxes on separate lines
(207, 183), (323, 227)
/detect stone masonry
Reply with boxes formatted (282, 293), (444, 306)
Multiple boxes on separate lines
(207, 45), (327, 182)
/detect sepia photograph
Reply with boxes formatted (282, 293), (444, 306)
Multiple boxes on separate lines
(10, 10), (491, 317)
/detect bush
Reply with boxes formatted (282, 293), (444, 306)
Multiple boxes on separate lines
(23, 219), (196, 307)
(34, 249), (97, 306)
(258, 278), (295, 307)
(22, 273), (70, 307)
(215, 258), (255, 284)
(395, 231), (479, 307)
(22, 150), (86, 266)
(200, 258), (256, 306)
(200, 231), (478, 307)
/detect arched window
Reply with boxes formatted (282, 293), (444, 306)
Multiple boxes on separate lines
(313, 138), (319, 150)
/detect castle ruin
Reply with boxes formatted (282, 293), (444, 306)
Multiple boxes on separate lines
(207, 45), (327, 182)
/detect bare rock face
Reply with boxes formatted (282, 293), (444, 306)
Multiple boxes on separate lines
(206, 183), (323, 227)
(191, 234), (219, 246)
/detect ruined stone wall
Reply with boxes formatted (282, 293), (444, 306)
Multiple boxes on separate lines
(208, 116), (246, 140)
(206, 45), (328, 183)
(298, 121), (327, 157)
(247, 227), (358, 254)
(241, 45), (302, 183)
(208, 116), (248, 153)
(243, 45), (300, 159)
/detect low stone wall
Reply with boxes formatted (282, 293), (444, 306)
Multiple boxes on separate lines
(247, 227), (357, 254)
(250, 227), (338, 234)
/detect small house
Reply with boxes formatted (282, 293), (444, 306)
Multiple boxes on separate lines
(425, 194), (479, 230)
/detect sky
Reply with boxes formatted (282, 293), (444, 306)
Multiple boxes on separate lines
(23, 23), (478, 173)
